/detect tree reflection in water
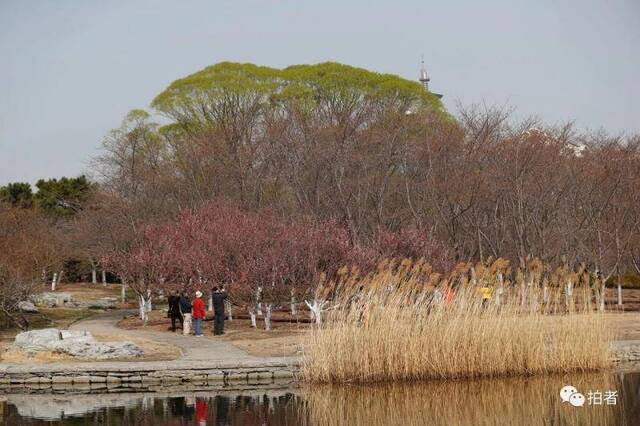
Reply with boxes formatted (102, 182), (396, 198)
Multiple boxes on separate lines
(0, 371), (638, 425)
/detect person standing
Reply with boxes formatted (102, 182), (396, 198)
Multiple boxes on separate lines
(179, 291), (192, 335)
(167, 290), (183, 332)
(479, 285), (493, 310)
(212, 286), (228, 335)
(192, 291), (206, 337)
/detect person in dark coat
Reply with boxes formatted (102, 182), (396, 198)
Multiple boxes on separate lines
(167, 290), (183, 332)
(212, 286), (228, 335)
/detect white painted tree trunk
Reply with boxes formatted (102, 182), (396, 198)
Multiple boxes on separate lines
(249, 309), (257, 328)
(145, 289), (152, 312)
(139, 295), (148, 324)
(226, 300), (232, 320)
(102, 270), (107, 286)
(51, 273), (57, 291)
(617, 282), (623, 306)
(290, 290), (297, 316)
(91, 268), (97, 284)
(56, 271), (63, 287)
(121, 283), (126, 304)
(565, 280), (573, 310)
(496, 273), (503, 306)
(256, 287), (263, 316)
(208, 292), (213, 312)
(543, 286), (549, 305)
(264, 304), (272, 331)
(305, 299), (325, 325)
(600, 279), (606, 312)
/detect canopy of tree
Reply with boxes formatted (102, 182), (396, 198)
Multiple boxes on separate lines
(0, 182), (33, 208)
(33, 176), (95, 216)
(151, 61), (446, 129)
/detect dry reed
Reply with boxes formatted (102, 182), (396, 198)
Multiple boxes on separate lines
(301, 258), (614, 383)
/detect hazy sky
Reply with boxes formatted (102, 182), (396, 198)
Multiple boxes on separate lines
(1, 0), (638, 184)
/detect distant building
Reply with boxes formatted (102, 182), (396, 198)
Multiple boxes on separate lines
(419, 59), (443, 99)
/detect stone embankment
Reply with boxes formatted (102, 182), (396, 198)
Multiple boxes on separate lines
(0, 358), (299, 393)
(612, 340), (640, 363)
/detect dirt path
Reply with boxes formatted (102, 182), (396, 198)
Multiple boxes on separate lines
(69, 309), (267, 362)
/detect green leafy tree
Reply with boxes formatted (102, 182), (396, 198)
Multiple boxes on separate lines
(0, 182), (33, 208)
(34, 176), (95, 217)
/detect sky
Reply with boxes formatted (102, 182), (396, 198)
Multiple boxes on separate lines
(1, 0), (639, 185)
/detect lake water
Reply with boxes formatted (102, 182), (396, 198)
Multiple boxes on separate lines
(1, 370), (638, 425)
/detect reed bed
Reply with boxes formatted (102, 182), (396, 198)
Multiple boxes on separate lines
(301, 258), (614, 383)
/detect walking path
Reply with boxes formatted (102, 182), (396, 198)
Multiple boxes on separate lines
(69, 310), (259, 362)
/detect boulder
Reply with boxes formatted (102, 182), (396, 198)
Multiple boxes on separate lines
(51, 340), (143, 359)
(14, 328), (64, 349)
(12, 328), (143, 360)
(80, 297), (118, 310)
(17, 301), (39, 313)
(33, 292), (73, 307)
(65, 297), (118, 310)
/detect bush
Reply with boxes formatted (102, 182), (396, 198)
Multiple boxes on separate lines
(605, 271), (640, 289)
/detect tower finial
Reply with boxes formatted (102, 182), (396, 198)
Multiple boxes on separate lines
(419, 55), (430, 90)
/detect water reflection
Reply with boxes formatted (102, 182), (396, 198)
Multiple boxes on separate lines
(302, 371), (640, 426)
(0, 371), (638, 425)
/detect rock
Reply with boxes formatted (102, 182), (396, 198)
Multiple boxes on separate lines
(12, 328), (143, 360)
(82, 297), (118, 310)
(33, 292), (72, 307)
(65, 297), (118, 310)
(14, 329), (64, 349)
(18, 301), (39, 313)
(51, 340), (143, 359)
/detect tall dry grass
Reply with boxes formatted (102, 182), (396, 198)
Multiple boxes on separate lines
(301, 258), (614, 383)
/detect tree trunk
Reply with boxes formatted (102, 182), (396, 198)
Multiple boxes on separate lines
(121, 283), (126, 304)
(249, 308), (257, 328)
(208, 292), (213, 312)
(102, 270), (107, 286)
(566, 280), (573, 312)
(256, 287), (263, 316)
(495, 273), (503, 306)
(145, 289), (152, 312)
(543, 285), (549, 303)
(616, 266), (623, 306)
(139, 295), (148, 324)
(91, 267), (97, 284)
(226, 300), (232, 321)
(264, 304), (272, 331)
(305, 298), (325, 325)
(599, 273), (606, 312)
(51, 273), (57, 291)
(290, 290), (297, 316)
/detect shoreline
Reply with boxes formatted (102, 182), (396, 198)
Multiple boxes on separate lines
(0, 357), (300, 393)
(1, 339), (639, 393)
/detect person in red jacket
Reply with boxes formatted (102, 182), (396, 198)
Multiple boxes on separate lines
(192, 291), (206, 337)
